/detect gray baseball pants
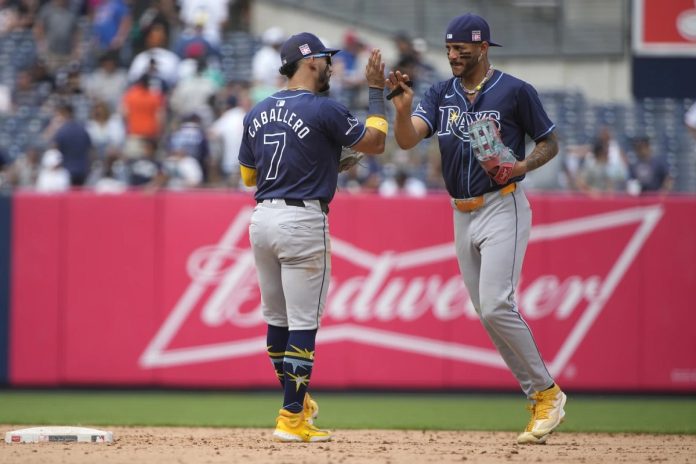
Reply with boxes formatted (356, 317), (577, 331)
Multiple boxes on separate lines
(249, 199), (331, 331)
(453, 185), (554, 398)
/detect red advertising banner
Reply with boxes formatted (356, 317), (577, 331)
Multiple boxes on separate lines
(633, 0), (696, 55)
(9, 192), (696, 391)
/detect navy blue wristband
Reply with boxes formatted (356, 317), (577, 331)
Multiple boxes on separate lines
(368, 87), (385, 116)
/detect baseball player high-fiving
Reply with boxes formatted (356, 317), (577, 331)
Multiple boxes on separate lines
(238, 32), (387, 442)
(388, 13), (566, 444)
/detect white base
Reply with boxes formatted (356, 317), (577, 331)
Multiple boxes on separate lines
(5, 426), (114, 444)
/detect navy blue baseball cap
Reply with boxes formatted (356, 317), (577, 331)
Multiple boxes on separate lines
(280, 32), (340, 66)
(445, 13), (501, 47)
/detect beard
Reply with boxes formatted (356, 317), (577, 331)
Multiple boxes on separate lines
(451, 51), (482, 78)
(318, 66), (331, 93)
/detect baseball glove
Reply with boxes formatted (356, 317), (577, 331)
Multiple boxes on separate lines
(338, 147), (364, 173)
(467, 118), (516, 185)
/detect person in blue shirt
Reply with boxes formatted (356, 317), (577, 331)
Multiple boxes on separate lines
(238, 32), (387, 443)
(388, 13), (566, 444)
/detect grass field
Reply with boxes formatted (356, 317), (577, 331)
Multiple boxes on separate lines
(1, 390), (695, 434)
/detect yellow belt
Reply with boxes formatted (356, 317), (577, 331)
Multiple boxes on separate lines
(451, 183), (517, 213)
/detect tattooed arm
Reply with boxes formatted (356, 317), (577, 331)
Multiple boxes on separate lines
(512, 131), (559, 177)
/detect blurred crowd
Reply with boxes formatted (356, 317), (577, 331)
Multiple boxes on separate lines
(0, 0), (692, 197)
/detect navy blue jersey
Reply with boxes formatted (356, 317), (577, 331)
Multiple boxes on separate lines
(413, 70), (555, 198)
(238, 89), (366, 202)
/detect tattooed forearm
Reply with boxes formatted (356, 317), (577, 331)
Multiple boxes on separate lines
(525, 132), (559, 173)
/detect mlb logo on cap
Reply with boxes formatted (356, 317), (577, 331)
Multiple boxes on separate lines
(472, 30), (481, 41)
(299, 43), (312, 55)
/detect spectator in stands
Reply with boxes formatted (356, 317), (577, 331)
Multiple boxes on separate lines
(4, 144), (42, 188)
(11, 68), (44, 110)
(392, 31), (416, 64)
(52, 102), (92, 186)
(559, 144), (590, 191)
(168, 112), (209, 183)
(576, 136), (627, 196)
(29, 58), (56, 98)
(595, 125), (629, 180)
(92, 148), (127, 194)
(36, 147), (70, 192)
(89, 0), (131, 59)
(130, 0), (178, 57)
(174, 14), (220, 62)
(332, 29), (369, 109)
(208, 90), (251, 188)
(14, 0), (39, 31)
(627, 136), (674, 195)
(33, 0), (81, 72)
(686, 101), (696, 140)
(169, 57), (218, 125)
(163, 146), (203, 189)
(378, 164), (427, 197)
(0, 0), (19, 35)
(128, 23), (180, 90)
(124, 137), (165, 190)
(251, 26), (285, 98)
(86, 99), (125, 161)
(84, 51), (128, 111)
(178, 0), (229, 46)
(121, 74), (166, 159)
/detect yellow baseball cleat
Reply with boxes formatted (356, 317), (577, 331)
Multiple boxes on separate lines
(516, 403), (548, 444)
(273, 409), (332, 443)
(303, 392), (319, 425)
(517, 384), (566, 444)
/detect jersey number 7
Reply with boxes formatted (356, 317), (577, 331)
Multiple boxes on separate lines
(264, 132), (287, 181)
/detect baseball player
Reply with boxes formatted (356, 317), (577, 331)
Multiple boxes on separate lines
(238, 32), (387, 442)
(387, 13), (566, 444)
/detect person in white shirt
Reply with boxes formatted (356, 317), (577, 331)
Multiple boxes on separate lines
(251, 27), (285, 93)
(36, 148), (71, 193)
(209, 91), (251, 187)
(178, 0), (229, 46)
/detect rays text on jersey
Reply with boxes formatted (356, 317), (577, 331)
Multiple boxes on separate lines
(436, 107), (501, 140)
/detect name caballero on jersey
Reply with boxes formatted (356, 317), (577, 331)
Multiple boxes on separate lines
(247, 102), (310, 139)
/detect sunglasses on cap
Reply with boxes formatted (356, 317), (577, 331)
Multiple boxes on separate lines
(308, 53), (332, 65)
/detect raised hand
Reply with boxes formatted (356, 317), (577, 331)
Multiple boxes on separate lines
(386, 70), (414, 113)
(364, 49), (386, 89)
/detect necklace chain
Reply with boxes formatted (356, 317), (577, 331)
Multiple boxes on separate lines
(462, 66), (494, 95)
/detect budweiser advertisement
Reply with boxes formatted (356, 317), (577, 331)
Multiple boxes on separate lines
(9, 192), (696, 391)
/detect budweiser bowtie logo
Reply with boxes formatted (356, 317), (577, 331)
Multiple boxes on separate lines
(140, 204), (663, 377)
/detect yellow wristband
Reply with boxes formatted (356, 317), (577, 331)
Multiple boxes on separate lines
(366, 116), (388, 135)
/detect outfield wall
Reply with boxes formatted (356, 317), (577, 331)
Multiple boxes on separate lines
(3, 191), (696, 391)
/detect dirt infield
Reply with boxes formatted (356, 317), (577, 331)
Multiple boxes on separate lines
(1, 426), (695, 463)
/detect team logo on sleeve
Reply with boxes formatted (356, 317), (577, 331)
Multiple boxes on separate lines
(345, 117), (359, 135)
